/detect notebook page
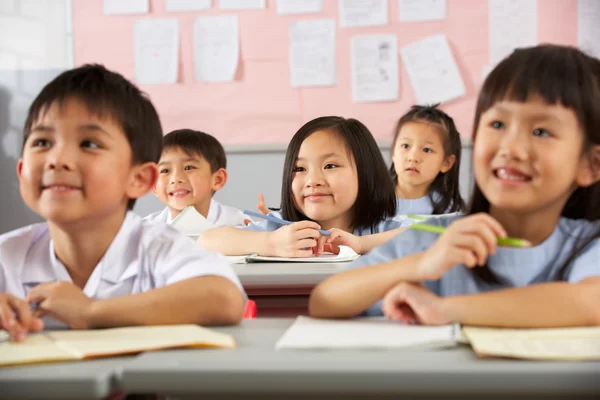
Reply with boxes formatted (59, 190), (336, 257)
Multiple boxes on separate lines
(47, 324), (235, 358)
(0, 333), (76, 367)
(275, 316), (457, 349)
(463, 326), (600, 360)
(248, 246), (359, 263)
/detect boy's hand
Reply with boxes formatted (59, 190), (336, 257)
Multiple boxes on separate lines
(382, 282), (450, 325)
(416, 213), (507, 281)
(27, 282), (95, 329)
(0, 293), (44, 341)
(256, 193), (269, 215)
(314, 228), (362, 256)
(267, 221), (322, 257)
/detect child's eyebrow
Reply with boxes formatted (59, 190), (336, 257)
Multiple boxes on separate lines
(30, 124), (54, 133)
(297, 152), (342, 162)
(399, 136), (436, 145)
(78, 123), (110, 135)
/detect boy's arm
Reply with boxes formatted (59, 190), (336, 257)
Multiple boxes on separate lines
(86, 276), (244, 327)
(441, 278), (600, 327)
(309, 252), (425, 318)
(198, 227), (273, 256)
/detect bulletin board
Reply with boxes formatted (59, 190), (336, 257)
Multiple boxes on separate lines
(72, 0), (578, 146)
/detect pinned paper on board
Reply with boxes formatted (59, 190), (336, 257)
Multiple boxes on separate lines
(166, 0), (212, 12)
(578, 0), (600, 58)
(339, 0), (388, 28)
(219, 0), (265, 10)
(289, 19), (336, 87)
(277, 0), (322, 15)
(134, 19), (179, 84)
(401, 34), (465, 105)
(351, 34), (399, 102)
(193, 15), (239, 82)
(398, 0), (446, 22)
(488, 0), (537, 63)
(104, 0), (148, 15)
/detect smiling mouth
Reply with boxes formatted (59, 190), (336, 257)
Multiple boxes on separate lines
(42, 184), (81, 191)
(304, 194), (330, 200)
(405, 168), (420, 173)
(169, 190), (191, 197)
(493, 168), (532, 182)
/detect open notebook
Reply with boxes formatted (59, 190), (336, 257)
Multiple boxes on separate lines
(171, 206), (214, 240)
(463, 326), (600, 361)
(226, 246), (360, 264)
(0, 324), (235, 367)
(275, 316), (460, 350)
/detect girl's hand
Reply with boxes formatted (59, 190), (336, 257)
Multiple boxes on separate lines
(267, 220), (322, 257)
(382, 282), (450, 325)
(315, 228), (362, 256)
(417, 213), (507, 281)
(0, 293), (44, 341)
(27, 282), (95, 329)
(256, 193), (269, 215)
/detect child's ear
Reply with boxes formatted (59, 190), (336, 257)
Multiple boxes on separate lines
(440, 154), (456, 174)
(126, 162), (158, 201)
(211, 168), (228, 192)
(576, 145), (600, 187)
(16, 158), (23, 179)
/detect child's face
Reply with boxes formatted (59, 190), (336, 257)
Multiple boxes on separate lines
(17, 98), (149, 225)
(474, 96), (590, 215)
(291, 130), (359, 229)
(154, 148), (223, 214)
(392, 122), (454, 197)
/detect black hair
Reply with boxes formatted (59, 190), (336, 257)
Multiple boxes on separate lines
(163, 129), (226, 173)
(280, 116), (397, 232)
(23, 63), (163, 210)
(390, 104), (465, 214)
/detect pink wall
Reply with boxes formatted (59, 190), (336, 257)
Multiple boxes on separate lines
(73, 0), (577, 145)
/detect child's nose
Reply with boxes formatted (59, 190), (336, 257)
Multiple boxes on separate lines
(46, 145), (75, 171)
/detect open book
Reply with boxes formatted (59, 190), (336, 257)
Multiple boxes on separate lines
(171, 206), (214, 240)
(0, 324), (235, 367)
(275, 316), (460, 350)
(226, 246), (360, 264)
(462, 326), (600, 361)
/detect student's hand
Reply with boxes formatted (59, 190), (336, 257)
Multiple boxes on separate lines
(0, 293), (44, 341)
(256, 193), (269, 215)
(416, 213), (507, 281)
(315, 228), (362, 256)
(267, 221), (322, 257)
(27, 282), (95, 330)
(382, 282), (450, 325)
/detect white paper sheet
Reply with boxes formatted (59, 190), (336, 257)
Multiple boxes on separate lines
(339, 0), (388, 28)
(171, 206), (215, 237)
(351, 34), (398, 102)
(134, 19), (179, 84)
(166, 0), (211, 12)
(277, 0), (322, 15)
(193, 15), (239, 82)
(104, 0), (148, 15)
(578, 0), (600, 59)
(288, 19), (336, 87)
(276, 316), (458, 349)
(398, 0), (445, 22)
(488, 0), (537, 64)
(247, 246), (359, 263)
(219, 0), (265, 9)
(401, 34), (465, 105)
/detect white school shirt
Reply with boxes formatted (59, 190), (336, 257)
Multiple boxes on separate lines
(144, 199), (248, 227)
(0, 212), (246, 326)
(347, 214), (600, 316)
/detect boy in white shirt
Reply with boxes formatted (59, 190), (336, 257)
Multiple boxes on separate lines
(145, 129), (249, 227)
(0, 64), (246, 341)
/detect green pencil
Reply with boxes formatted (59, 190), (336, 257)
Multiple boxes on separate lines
(407, 214), (429, 221)
(410, 223), (532, 248)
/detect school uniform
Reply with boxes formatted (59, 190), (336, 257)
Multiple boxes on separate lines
(0, 211), (246, 326)
(243, 211), (404, 235)
(347, 214), (600, 316)
(144, 198), (248, 227)
(395, 195), (435, 215)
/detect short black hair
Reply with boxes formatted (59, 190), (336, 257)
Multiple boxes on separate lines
(469, 44), (600, 283)
(23, 64), (163, 210)
(162, 129), (226, 172)
(280, 116), (397, 232)
(391, 104), (465, 214)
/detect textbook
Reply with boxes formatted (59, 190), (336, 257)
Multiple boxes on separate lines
(462, 326), (600, 361)
(275, 316), (460, 350)
(171, 206), (214, 239)
(0, 324), (235, 367)
(225, 246), (360, 264)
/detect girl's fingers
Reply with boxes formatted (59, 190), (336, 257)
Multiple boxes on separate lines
(294, 228), (320, 240)
(316, 236), (328, 255)
(9, 296), (32, 330)
(295, 249), (314, 258)
(293, 221), (322, 231)
(297, 238), (318, 249)
(472, 213), (507, 238)
(453, 247), (479, 268)
(0, 303), (25, 339)
(452, 234), (489, 266)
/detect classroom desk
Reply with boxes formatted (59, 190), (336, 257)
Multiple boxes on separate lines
(233, 262), (351, 317)
(120, 318), (600, 399)
(0, 356), (131, 400)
